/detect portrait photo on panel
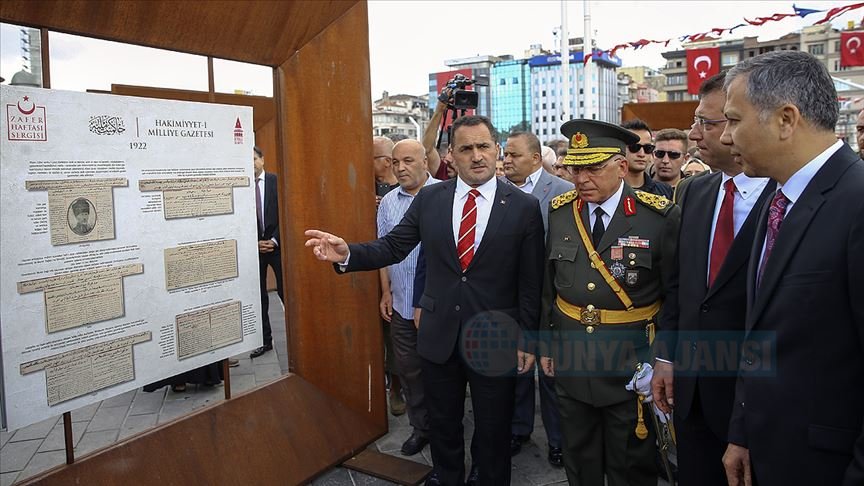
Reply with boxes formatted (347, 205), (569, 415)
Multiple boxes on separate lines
(67, 197), (97, 236)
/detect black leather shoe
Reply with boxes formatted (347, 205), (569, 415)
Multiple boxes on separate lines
(510, 434), (529, 456)
(400, 432), (428, 456)
(548, 446), (563, 467)
(464, 465), (480, 486)
(424, 472), (441, 486)
(249, 344), (272, 358)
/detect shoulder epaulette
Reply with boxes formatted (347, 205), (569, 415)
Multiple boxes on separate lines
(634, 190), (673, 215)
(551, 190), (579, 210)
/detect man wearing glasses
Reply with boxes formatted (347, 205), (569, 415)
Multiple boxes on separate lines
(621, 119), (673, 199)
(539, 119), (680, 486)
(653, 128), (689, 188)
(651, 72), (771, 486)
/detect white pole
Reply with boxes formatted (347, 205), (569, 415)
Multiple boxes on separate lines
(561, 0), (571, 123)
(583, 0), (594, 119)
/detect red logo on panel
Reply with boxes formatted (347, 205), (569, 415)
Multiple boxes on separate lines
(6, 95), (47, 141)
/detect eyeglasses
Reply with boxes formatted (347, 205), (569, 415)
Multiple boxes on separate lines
(566, 161), (610, 176)
(654, 150), (683, 160)
(692, 116), (727, 130)
(627, 143), (655, 154)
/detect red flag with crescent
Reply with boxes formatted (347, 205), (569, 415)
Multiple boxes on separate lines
(841, 32), (864, 67)
(686, 47), (720, 95)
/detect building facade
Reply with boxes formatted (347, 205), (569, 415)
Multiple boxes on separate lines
(529, 49), (621, 143)
(372, 91), (430, 140)
(490, 58), (532, 140)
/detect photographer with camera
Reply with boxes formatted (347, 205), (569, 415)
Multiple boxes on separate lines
(422, 74), (482, 181)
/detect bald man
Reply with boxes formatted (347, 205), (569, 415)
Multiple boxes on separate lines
(378, 139), (441, 456)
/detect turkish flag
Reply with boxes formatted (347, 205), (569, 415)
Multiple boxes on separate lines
(841, 32), (864, 67)
(687, 47), (720, 95)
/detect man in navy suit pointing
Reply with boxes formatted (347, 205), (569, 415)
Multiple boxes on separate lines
(305, 116), (545, 486)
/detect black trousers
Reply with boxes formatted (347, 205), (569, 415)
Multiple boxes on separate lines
(512, 368), (563, 448)
(674, 388), (728, 486)
(258, 248), (283, 346)
(421, 347), (515, 486)
(391, 311), (429, 434)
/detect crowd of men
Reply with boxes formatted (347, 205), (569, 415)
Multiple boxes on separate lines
(305, 50), (863, 486)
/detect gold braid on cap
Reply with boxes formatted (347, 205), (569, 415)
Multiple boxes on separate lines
(563, 148), (621, 166)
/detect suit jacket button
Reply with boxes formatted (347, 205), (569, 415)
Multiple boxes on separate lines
(700, 304), (710, 313)
(461, 276), (467, 282)
(455, 305), (461, 311)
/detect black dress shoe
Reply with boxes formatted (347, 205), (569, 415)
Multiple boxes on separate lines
(424, 472), (441, 486)
(249, 344), (273, 358)
(548, 446), (563, 467)
(400, 432), (428, 456)
(510, 434), (529, 456)
(464, 465), (480, 486)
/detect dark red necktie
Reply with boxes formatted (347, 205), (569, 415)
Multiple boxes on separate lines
(255, 177), (264, 234)
(708, 179), (735, 287)
(757, 190), (790, 287)
(457, 189), (480, 271)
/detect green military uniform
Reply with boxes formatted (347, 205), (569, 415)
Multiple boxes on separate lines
(541, 120), (680, 486)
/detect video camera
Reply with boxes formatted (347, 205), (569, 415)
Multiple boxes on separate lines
(440, 73), (481, 110)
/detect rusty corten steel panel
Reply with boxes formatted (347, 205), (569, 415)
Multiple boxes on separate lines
(276, 1), (387, 432)
(21, 375), (382, 486)
(0, 0), (358, 67)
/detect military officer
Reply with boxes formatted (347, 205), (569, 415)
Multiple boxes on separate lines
(539, 119), (680, 486)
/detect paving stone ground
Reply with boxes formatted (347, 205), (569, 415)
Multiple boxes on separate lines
(1, 293), (668, 486)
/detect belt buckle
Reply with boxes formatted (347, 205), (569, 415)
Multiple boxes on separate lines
(580, 304), (599, 325)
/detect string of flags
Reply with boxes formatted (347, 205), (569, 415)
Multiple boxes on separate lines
(582, 2), (864, 66)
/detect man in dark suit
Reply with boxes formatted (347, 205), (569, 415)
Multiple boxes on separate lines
(501, 131), (573, 467)
(651, 72), (772, 486)
(251, 146), (284, 359)
(718, 51), (864, 485)
(305, 115), (546, 486)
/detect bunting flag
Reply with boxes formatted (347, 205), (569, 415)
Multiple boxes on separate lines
(583, 2), (864, 65)
(814, 3), (864, 24)
(841, 31), (864, 66)
(687, 47), (721, 94)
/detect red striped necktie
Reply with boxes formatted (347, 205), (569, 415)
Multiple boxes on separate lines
(457, 189), (480, 271)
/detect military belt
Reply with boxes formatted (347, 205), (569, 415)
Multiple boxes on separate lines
(555, 296), (661, 325)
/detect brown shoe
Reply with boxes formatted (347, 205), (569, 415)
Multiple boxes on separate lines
(389, 392), (406, 416)
(227, 358), (240, 368)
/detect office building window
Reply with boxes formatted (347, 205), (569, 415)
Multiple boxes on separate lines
(499, 78), (506, 85)
(512, 77), (519, 84)
(808, 44), (824, 55)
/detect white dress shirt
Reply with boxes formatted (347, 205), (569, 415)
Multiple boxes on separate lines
(452, 176), (498, 250)
(706, 172), (769, 282)
(587, 180), (624, 230)
(512, 166), (545, 194)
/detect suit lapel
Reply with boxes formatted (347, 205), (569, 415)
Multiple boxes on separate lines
(470, 180), (511, 268)
(441, 180), (461, 271)
(745, 194), (770, 329)
(531, 170), (553, 207)
(705, 179), (775, 300)
(691, 173), (722, 294)
(748, 147), (855, 326)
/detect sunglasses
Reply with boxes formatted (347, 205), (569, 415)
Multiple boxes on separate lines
(627, 143), (655, 154)
(654, 150), (683, 160)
